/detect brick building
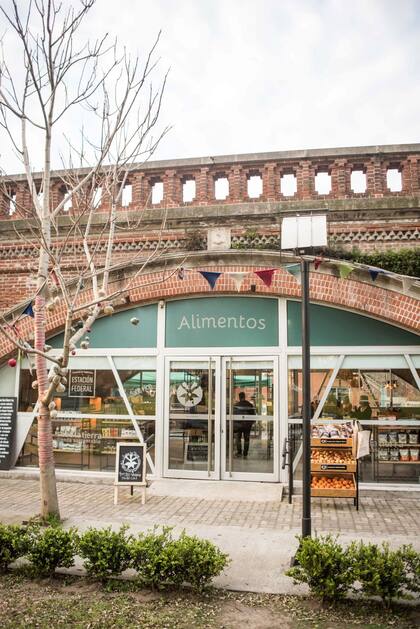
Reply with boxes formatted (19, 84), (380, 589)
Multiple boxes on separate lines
(0, 143), (419, 489)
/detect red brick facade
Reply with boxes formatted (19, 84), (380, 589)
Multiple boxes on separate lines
(0, 144), (419, 363)
(0, 261), (418, 363)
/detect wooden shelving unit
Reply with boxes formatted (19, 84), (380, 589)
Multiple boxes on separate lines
(311, 431), (359, 510)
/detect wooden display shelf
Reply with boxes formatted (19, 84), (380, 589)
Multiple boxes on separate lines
(378, 460), (420, 465)
(311, 473), (356, 498)
(311, 437), (353, 448)
(311, 461), (356, 472)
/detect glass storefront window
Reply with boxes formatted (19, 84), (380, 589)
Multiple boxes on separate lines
(19, 368), (156, 416)
(288, 369), (332, 418)
(318, 368), (420, 420)
(18, 416), (155, 473)
(288, 357), (420, 485)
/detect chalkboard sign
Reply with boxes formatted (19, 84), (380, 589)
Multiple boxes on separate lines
(115, 442), (146, 485)
(0, 397), (17, 470)
(69, 370), (96, 397)
(185, 442), (208, 462)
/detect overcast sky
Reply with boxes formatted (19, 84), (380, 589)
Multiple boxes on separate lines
(1, 0), (420, 172)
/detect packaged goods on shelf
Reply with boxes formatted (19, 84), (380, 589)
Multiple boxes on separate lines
(410, 449), (419, 461)
(378, 433), (389, 445)
(378, 448), (389, 461)
(409, 432), (419, 445)
(399, 448), (410, 461)
(398, 432), (408, 444)
(311, 422), (353, 439)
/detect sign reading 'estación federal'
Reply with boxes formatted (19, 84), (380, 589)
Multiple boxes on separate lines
(0, 397), (17, 470)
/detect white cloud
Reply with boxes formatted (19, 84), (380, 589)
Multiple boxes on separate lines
(1, 0), (420, 174)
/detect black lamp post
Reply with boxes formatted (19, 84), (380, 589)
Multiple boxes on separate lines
(301, 257), (311, 537)
(281, 215), (327, 539)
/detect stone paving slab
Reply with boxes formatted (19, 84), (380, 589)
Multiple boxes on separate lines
(0, 479), (419, 535)
(1, 479), (419, 594)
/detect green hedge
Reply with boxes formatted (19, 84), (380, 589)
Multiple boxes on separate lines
(232, 236), (420, 278)
(286, 535), (420, 607)
(0, 523), (229, 590)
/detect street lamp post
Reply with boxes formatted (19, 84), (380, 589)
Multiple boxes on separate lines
(281, 215), (327, 538)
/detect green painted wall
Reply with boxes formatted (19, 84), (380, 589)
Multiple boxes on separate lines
(49, 304), (158, 348)
(287, 301), (420, 346)
(165, 297), (278, 347)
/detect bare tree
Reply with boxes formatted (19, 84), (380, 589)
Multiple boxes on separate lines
(0, 0), (173, 518)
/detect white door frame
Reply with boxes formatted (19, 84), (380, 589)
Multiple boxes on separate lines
(220, 355), (279, 482)
(163, 356), (221, 480)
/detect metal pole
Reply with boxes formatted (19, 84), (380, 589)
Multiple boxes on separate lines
(301, 258), (311, 537)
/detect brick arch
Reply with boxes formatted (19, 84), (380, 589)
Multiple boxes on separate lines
(0, 262), (418, 362)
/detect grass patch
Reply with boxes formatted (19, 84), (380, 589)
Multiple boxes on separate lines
(0, 573), (418, 628)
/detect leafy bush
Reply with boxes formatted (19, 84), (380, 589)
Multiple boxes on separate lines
(27, 525), (77, 577)
(130, 526), (181, 589)
(130, 526), (229, 591)
(0, 523), (29, 572)
(286, 535), (355, 602)
(78, 525), (133, 582)
(173, 531), (229, 591)
(401, 545), (420, 595)
(350, 541), (410, 608)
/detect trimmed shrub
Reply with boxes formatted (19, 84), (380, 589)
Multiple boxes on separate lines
(173, 531), (229, 591)
(350, 541), (409, 608)
(286, 535), (354, 602)
(401, 544), (420, 595)
(27, 525), (77, 577)
(0, 523), (29, 572)
(130, 526), (178, 589)
(78, 525), (133, 582)
(130, 527), (229, 591)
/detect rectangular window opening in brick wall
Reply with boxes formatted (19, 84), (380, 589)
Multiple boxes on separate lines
(214, 176), (229, 200)
(351, 169), (367, 193)
(315, 171), (332, 195)
(122, 183), (132, 207)
(280, 173), (297, 197)
(247, 174), (263, 199)
(182, 178), (196, 203)
(387, 168), (402, 192)
(151, 181), (164, 205)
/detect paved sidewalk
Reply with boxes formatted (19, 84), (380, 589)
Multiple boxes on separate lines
(0, 478), (419, 593)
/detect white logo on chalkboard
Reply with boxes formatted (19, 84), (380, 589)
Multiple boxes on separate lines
(121, 450), (141, 473)
(176, 382), (203, 408)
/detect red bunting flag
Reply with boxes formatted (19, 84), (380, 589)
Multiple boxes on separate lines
(314, 257), (323, 270)
(254, 269), (276, 287)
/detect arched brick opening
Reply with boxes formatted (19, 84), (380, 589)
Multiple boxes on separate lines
(1, 256), (418, 363)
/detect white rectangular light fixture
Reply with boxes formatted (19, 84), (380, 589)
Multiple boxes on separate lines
(281, 214), (327, 250)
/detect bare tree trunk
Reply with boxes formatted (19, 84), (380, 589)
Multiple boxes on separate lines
(35, 290), (59, 517)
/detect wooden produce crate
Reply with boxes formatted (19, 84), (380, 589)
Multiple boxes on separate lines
(311, 472), (356, 498)
(311, 461), (356, 473)
(311, 437), (353, 448)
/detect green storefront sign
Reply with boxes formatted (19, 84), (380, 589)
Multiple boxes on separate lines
(165, 297), (278, 347)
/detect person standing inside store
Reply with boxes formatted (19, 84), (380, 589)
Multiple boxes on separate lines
(234, 392), (256, 457)
(355, 394), (372, 420)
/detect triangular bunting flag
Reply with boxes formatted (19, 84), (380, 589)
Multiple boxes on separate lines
(285, 264), (302, 284)
(199, 271), (221, 290)
(338, 263), (353, 279)
(314, 257), (323, 270)
(227, 272), (248, 292)
(368, 269), (380, 281)
(22, 303), (34, 318)
(254, 269), (276, 287)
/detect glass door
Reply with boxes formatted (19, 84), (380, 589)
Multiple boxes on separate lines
(222, 358), (277, 481)
(164, 359), (220, 479)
